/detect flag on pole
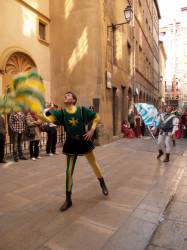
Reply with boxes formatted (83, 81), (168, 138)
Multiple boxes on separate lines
(134, 103), (159, 128)
(0, 70), (45, 114)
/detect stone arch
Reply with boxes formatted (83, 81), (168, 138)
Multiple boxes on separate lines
(0, 47), (36, 93)
(143, 92), (146, 102)
(5, 52), (36, 74)
(146, 94), (149, 103)
(0, 47), (36, 71)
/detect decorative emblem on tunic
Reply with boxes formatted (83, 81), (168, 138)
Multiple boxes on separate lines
(68, 118), (78, 126)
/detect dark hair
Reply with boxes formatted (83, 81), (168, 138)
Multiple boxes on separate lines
(65, 91), (77, 104)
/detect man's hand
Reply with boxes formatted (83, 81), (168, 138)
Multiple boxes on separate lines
(83, 129), (94, 141)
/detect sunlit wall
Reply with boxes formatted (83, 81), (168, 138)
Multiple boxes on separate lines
(0, 0), (51, 101)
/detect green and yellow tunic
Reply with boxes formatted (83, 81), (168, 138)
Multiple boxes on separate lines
(47, 106), (99, 155)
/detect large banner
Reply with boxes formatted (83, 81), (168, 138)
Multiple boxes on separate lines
(135, 103), (159, 128)
(0, 70), (45, 114)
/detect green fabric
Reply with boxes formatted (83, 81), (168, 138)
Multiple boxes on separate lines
(66, 155), (77, 192)
(49, 110), (64, 125)
(49, 106), (96, 135)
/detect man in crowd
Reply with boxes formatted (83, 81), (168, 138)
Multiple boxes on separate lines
(9, 111), (28, 162)
(45, 103), (58, 156)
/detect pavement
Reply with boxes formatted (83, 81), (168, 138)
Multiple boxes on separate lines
(147, 146), (187, 250)
(0, 137), (187, 250)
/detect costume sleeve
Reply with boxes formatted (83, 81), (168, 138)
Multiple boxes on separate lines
(83, 107), (100, 130)
(91, 113), (100, 130)
(172, 117), (179, 134)
(45, 109), (64, 125)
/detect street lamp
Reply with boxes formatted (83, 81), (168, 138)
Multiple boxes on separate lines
(108, 4), (133, 29)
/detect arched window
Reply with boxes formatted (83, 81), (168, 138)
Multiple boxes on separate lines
(2, 51), (36, 93)
(5, 52), (36, 74)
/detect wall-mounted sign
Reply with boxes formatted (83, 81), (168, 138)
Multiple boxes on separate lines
(106, 71), (112, 89)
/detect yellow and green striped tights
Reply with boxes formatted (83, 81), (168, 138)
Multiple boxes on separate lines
(66, 151), (103, 192)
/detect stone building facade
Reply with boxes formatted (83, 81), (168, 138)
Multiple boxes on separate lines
(159, 41), (167, 108)
(0, 0), (161, 144)
(133, 0), (160, 106)
(0, 0), (51, 102)
(50, 0), (161, 143)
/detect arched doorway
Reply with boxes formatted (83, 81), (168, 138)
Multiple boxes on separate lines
(146, 94), (149, 103)
(2, 51), (36, 93)
(143, 93), (146, 102)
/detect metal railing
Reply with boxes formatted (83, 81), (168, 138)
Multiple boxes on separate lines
(4, 126), (66, 156)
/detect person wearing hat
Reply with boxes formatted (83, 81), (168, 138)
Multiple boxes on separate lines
(45, 91), (108, 212)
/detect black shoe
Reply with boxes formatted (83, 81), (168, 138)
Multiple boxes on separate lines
(163, 153), (170, 162)
(14, 158), (18, 162)
(98, 177), (109, 196)
(157, 150), (164, 159)
(173, 140), (176, 146)
(0, 159), (7, 163)
(59, 199), (72, 212)
(60, 192), (72, 212)
(19, 156), (28, 160)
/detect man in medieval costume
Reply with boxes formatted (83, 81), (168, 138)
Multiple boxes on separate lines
(46, 91), (108, 212)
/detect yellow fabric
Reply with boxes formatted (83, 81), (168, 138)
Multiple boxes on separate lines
(41, 112), (56, 123)
(66, 105), (77, 114)
(67, 156), (74, 191)
(91, 113), (100, 130)
(85, 151), (102, 178)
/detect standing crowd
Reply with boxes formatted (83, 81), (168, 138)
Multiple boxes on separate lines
(0, 103), (58, 164)
(122, 105), (187, 163)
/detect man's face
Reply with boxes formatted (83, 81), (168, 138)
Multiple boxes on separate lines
(64, 93), (75, 105)
(166, 106), (172, 113)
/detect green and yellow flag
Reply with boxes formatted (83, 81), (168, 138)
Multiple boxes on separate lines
(0, 70), (45, 114)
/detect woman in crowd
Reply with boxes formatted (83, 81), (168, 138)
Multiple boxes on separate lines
(26, 111), (42, 160)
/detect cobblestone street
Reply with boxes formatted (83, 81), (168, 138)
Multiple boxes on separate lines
(0, 137), (187, 250)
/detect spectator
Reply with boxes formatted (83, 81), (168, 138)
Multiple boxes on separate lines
(9, 111), (27, 162)
(45, 103), (58, 156)
(26, 111), (42, 160)
(0, 114), (7, 163)
(128, 110), (135, 129)
(134, 112), (142, 137)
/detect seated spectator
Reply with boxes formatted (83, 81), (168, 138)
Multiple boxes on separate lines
(121, 120), (135, 138)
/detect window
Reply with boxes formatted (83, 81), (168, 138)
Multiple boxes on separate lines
(39, 20), (46, 41)
(38, 18), (49, 45)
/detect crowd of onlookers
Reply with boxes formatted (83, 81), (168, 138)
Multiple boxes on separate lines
(0, 103), (58, 164)
(122, 108), (187, 141)
(121, 110), (146, 138)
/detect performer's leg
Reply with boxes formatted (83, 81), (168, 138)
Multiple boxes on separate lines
(85, 151), (108, 196)
(157, 134), (164, 159)
(163, 135), (171, 162)
(60, 155), (77, 212)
